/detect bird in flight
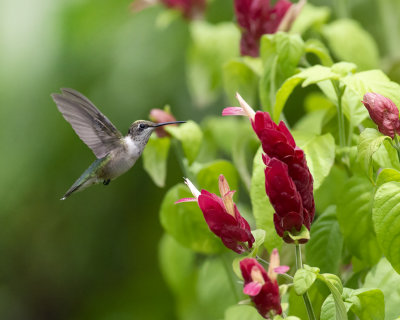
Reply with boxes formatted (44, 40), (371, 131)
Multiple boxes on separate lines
(51, 88), (185, 200)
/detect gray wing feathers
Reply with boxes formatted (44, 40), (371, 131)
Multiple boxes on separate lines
(52, 88), (123, 158)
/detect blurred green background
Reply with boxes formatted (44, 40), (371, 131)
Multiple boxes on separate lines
(1, 0), (400, 319)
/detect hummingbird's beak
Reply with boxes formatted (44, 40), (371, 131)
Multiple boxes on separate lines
(152, 121), (186, 127)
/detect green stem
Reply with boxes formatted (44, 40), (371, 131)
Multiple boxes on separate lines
(393, 135), (400, 162)
(295, 244), (316, 320)
(332, 80), (346, 148)
(172, 139), (193, 181)
(220, 254), (240, 302)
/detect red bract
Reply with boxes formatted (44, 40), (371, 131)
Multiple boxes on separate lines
(176, 175), (255, 253)
(362, 92), (400, 139)
(223, 94), (315, 243)
(234, 0), (299, 57)
(240, 256), (282, 318)
(161, 0), (206, 19)
(149, 108), (177, 137)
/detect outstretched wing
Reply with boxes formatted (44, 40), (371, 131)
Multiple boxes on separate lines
(52, 88), (123, 158)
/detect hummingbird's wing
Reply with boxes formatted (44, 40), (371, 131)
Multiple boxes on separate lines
(52, 88), (123, 159)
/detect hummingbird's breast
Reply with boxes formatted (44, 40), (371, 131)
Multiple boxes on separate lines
(101, 137), (141, 179)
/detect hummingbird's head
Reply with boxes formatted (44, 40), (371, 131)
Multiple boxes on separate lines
(128, 120), (185, 144)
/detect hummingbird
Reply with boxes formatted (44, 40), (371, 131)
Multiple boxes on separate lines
(51, 88), (185, 200)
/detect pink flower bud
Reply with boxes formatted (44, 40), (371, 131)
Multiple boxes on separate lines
(176, 176), (255, 253)
(240, 257), (282, 318)
(362, 93), (400, 139)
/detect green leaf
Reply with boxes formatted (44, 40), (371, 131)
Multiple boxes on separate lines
(319, 274), (348, 320)
(337, 176), (381, 266)
(364, 258), (400, 320)
(197, 256), (238, 319)
(224, 305), (264, 320)
(160, 183), (223, 254)
(196, 160), (238, 196)
(259, 32), (305, 110)
(304, 39), (333, 66)
(250, 147), (283, 251)
(289, 280), (329, 319)
(273, 62), (356, 121)
(373, 181), (400, 274)
(376, 168), (400, 186)
(357, 128), (390, 180)
(293, 266), (318, 295)
(166, 120), (203, 165)
(341, 70), (400, 126)
(346, 288), (385, 320)
(223, 58), (259, 107)
(291, 3), (331, 35)
(323, 19), (379, 71)
(372, 140), (400, 172)
(306, 206), (343, 274)
(158, 233), (196, 294)
(142, 136), (171, 187)
(293, 131), (335, 190)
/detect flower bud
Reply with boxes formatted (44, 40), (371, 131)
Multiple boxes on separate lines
(149, 108), (177, 137)
(362, 92), (400, 139)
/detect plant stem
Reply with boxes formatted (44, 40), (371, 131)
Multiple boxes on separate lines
(220, 254), (240, 302)
(172, 139), (193, 181)
(332, 80), (346, 148)
(394, 135), (400, 162)
(295, 244), (316, 320)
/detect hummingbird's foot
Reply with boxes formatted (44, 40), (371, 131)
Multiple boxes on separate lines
(103, 179), (110, 186)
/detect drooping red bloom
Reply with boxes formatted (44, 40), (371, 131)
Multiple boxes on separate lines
(149, 108), (177, 137)
(362, 92), (400, 139)
(176, 175), (255, 253)
(234, 0), (304, 57)
(240, 252), (284, 318)
(223, 94), (314, 243)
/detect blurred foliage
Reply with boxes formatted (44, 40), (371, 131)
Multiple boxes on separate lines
(1, 0), (400, 319)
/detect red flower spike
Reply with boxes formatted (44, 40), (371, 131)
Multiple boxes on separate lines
(234, 0), (293, 57)
(222, 94), (315, 243)
(362, 92), (400, 139)
(240, 257), (282, 318)
(176, 176), (255, 254)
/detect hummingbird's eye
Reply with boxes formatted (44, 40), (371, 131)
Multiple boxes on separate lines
(138, 123), (147, 130)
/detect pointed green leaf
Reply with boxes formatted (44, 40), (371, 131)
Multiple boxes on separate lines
(160, 183), (223, 254)
(346, 288), (385, 320)
(323, 19), (379, 71)
(304, 39), (333, 66)
(319, 273), (348, 320)
(250, 147), (283, 251)
(364, 258), (400, 320)
(166, 120), (203, 164)
(357, 128), (390, 180)
(293, 266), (319, 295)
(306, 206), (343, 274)
(142, 136), (171, 187)
(376, 168), (400, 186)
(337, 176), (381, 265)
(373, 181), (400, 274)
(296, 132), (335, 190)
